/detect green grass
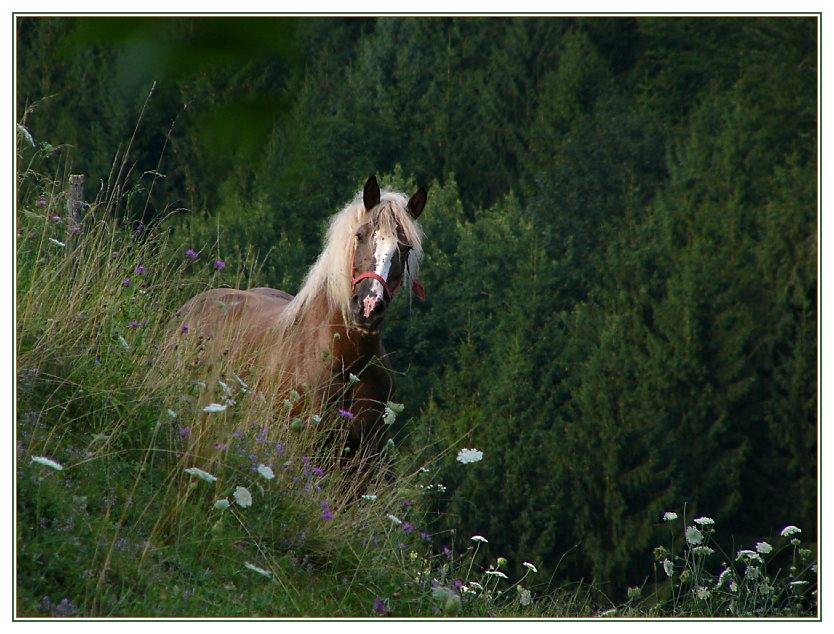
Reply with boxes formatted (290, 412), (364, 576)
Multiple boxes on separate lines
(14, 134), (817, 620)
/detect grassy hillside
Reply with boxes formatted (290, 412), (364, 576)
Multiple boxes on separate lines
(14, 137), (817, 619)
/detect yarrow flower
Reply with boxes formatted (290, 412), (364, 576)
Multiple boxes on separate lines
(692, 546), (715, 557)
(523, 561), (538, 573)
(470, 535), (489, 544)
(213, 498), (230, 510)
(31, 456), (64, 471)
(233, 486), (252, 508)
(685, 526), (704, 545)
(456, 448), (484, 464)
(693, 516), (715, 526)
(663, 511), (678, 522)
(257, 464), (275, 480)
(781, 525), (802, 537)
(183, 467), (217, 483)
(485, 570), (508, 579)
(756, 541), (773, 554)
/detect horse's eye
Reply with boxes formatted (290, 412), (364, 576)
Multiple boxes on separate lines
(355, 232), (365, 243)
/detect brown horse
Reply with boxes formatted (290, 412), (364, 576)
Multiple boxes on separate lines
(173, 176), (427, 463)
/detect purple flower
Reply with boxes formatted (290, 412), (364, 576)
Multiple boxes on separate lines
(135, 265), (147, 275)
(178, 427), (190, 439)
(275, 443), (285, 455)
(312, 467), (325, 478)
(373, 598), (387, 615)
(135, 223), (145, 233)
(322, 510), (334, 521)
(337, 408), (355, 421)
(185, 248), (198, 259)
(454, 580), (463, 589)
(402, 522), (414, 534)
(420, 531), (432, 542)
(402, 498), (412, 509)
(123, 278), (131, 287)
(214, 443), (228, 451)
(129, 320), (140, 329)
(180, 324), (189, 335)
(69, 225), (82, 234)
(51, 215), (61, 222)
(36, 198), (46, 207)
(443, 546), (452, 558)
(213, 260), (225, 270)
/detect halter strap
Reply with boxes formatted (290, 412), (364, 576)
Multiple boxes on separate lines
(350, 247), (425, 302)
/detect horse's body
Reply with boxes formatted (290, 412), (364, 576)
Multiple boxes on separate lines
(173, 177), (426, 459)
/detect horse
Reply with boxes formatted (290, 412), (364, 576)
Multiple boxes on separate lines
(172, 176), (427, 469)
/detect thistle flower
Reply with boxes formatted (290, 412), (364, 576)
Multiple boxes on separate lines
(373, 597), (388, 615)
(135, 265), (147, 275)
(233, 486), (252, 508)
(456, 448), (484, 464)
(31, 456), (64, 471)
(36, 197), (46, 206)
(213, 260), (225, 270)
(183, 467), (217, 483)
(185, 248), (198, 259)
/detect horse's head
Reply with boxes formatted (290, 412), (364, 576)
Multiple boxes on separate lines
(349, 176), (426, 333)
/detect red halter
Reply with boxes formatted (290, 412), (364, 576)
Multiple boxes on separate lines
(350, 247), (425, 302)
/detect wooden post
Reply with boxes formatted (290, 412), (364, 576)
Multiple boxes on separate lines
(67, 174), (85, 226)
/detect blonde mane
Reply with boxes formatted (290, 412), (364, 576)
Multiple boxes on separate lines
(275, 189), (424, 332)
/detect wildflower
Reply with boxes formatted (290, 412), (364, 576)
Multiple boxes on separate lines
(693, 516), (715, 526)
(310, 414), (322, 425)
(214, 443), (228, 451)
(166, 409), (177, 419)
(177, 427), (190, 439)
(288, 389), (301, 402)
(662, 558), (674, 577)
(348, 373), (360, 384)
(129, 320), (140, 329)
(695, 586), (711, 601)
(202, 403), (227, 413)
(36, 197), (46, 206)
(213, 498), (230, 510)
(373, 597), (388, 615)
(322, 509), (334, 521)
(685, 526), (704, 545)
(233, 486), (252, 508)
(663, 511), (678, 522)
(781, 525), (802, 537)
(312, 467), (325, 477)
(420, 531), (432, 542)
(185, 248), (198, 259)
(31, 456), (64, 471)
(387, 401), (405, 414)
(180, 324), (189, 335)
(337, 408), (355, 421)
(523, 561), (538, 573)
(627, 586), (642, 601)
(692, 546), (715, 557)
(123, 277), (131, 287)
(383, 407), (396, 426)
(736, 549), (762, 563)
(470, 535), (488, 544)
(456, 448), (484, 464)
(213, 260), (225, 270)
(387, 514), (402, 525)
(48, 238), (65, 248)
(183, 467), (217, 483)
(135, 223), (145, 233)
(135, 265), (147, 275)
(468, 581), (484, 592)
(257, 464), (275, 480)
(402, 522), (414, 534)
(756, 541), (773, 554)
(519, 587), (533, 606)
(716, 567), (733, 588)
(243, 562), (272, 578)
(51, 215), (61, 222)
(69, 225), (82, 234)
(361, 494), (378, 501)
(485, 570), (508, 579)
(118, 334), (130, 350)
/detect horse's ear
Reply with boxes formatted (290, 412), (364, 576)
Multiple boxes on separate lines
(407, 187), (427, 220)
(363, 175), (380, 211)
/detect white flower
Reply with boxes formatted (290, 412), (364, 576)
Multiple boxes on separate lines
(695, 586), (710, 601)
(233, 486), (252, 508)
(166, 409), (178, 419)
(256, 464), (274, 480)
(692, 546), (715, 557)
(243, 562), (272, 578)
(736, 549), (762, 563)
(693, 516), (715, 526)
(662, 558), (674, 577)
(361, 494), (378, 501)
(184, 467), (217, 483)
(599, 608), (617, 618)
(118, 334), (130, 350)
(386, 401), (405, 414)
(311, 414), (322, 424)
(202, 403), (227, 413)
(484, 570), (508, 579)
(662, 511), (678, 522)
(213, 498), (230, 510)
(31, 456), (64, 471)
(387, 514), (402, 525)
(523, 561), (538, 573)
(48, 237), (65, 248)
(383, 407), (396, 426)
(348, 373), (360, 384)
(755, 541), (773, 554)
(218, 380), (233, 396)
(456, 448), (484, 464)
(685, 526), (704, 545)
(781, 525), (802, 537)
(519, 588), (532, 606)
(716, 568), (733, 588)
(468, 581), (484, 591)
(470, 535), (489, 543)
(232, 374), (249, 390)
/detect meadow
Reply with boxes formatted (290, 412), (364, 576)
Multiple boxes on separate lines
(14, 131), (817, 620)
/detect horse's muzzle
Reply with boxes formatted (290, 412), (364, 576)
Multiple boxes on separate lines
(351, 287), (387, 332)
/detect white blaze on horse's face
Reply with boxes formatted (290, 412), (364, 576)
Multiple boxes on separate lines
(363, 229), (399, 318)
